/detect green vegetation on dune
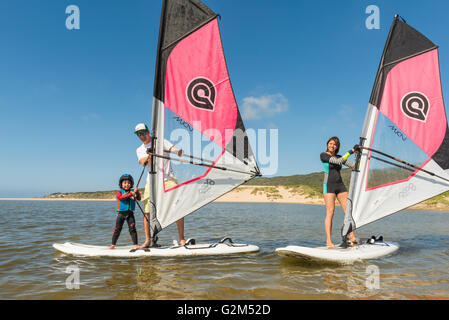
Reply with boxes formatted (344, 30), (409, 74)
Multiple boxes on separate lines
(420, 192), (449, 207)
(286, 185), (322, 199)
(44, 191), (117, 199)
(42, 168), (449, 208)
(250, 187), (283, 200)
(244, 168), (352, 195)
(43, 170), (348, 200)
(44, 189), (148, 199)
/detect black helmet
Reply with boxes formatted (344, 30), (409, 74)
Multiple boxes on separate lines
(119, 174), (134, 188)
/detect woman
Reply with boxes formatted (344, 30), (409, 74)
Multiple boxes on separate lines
(320, 136), (358, 248)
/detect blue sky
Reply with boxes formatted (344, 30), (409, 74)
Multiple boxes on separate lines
(1, 0), (449, 197)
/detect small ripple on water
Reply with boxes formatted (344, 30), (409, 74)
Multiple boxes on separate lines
(1, 201), (449, 299)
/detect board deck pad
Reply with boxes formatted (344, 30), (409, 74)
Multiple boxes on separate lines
(53, 241), (259, 258)
(275, 242), (399, 264)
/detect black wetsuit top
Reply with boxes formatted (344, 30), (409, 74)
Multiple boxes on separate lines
(320, 151), (354, 195)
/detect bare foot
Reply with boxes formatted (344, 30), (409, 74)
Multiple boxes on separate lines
(179, 239), (186, 246)
(108, 245), (116, 250)
(133, 244), (139, 249)
(138, 241), (150, 249)
(326, 242), (334, 249)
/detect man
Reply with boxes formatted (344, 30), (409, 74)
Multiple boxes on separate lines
(134, 123), (186, 248)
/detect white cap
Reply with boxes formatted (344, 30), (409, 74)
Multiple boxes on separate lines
(134, 123), (149, 133)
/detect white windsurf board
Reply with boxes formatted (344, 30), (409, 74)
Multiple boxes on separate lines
(53, 241), (259, 258)
(275, 241), (399, 264)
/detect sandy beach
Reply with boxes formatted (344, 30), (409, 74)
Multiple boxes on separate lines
(2, 185), (449, 210)
(0, 186), (321, 204)
(0, 198), (113, 202)
(214, 186), (323, 205)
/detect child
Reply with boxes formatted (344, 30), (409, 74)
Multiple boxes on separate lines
(108, 174), (141, 249)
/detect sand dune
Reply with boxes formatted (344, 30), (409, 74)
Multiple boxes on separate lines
(215, 186), (323, 205)
(2, 185), (449, 210)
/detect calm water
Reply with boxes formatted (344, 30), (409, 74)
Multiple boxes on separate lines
(0, 200), (448, 300)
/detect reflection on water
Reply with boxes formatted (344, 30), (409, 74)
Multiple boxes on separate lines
(0, 200), (448, 299)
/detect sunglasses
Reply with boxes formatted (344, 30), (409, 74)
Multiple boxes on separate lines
(136, 131), (149, 137)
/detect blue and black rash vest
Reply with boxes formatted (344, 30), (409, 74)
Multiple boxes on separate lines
(116, 188), (141, 212)
(320, 151), (355, 193)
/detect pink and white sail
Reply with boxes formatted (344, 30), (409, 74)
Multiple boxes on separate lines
(149, 0), (260, 236)
(343, 15), (449, 237)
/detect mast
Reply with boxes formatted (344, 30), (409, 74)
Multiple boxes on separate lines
(149, 0), (168, 175)
(342, 15), (400, 240)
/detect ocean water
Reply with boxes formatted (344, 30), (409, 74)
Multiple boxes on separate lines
(0, 200), (448, 300)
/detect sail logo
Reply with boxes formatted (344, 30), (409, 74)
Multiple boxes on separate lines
(186, 77), (216, 111)
(173, 116), (193, 132)
(398, 183), (416, 199)
(388, 125), (407, 142)
(401, 92), (430, 122)
(199, 179), (215, 194)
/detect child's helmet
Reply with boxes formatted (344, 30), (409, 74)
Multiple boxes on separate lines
(119, 174), (134, 188)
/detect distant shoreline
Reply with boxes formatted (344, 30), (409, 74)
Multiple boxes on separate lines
(0, 198), (114, 202)
(0, 198), (447, 211)
(1, 185), (449, 211)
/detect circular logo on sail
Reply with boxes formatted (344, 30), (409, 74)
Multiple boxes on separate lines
(401, 92), (429, 122)
(186, 77), (216, 111)
(199, 178), (215, 194)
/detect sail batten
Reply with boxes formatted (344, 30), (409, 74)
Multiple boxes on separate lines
(343, 15), (449, 237)
(149, 0), (260, 236)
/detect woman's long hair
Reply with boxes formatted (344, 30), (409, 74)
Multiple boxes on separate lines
(326, 136), (340, 155)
